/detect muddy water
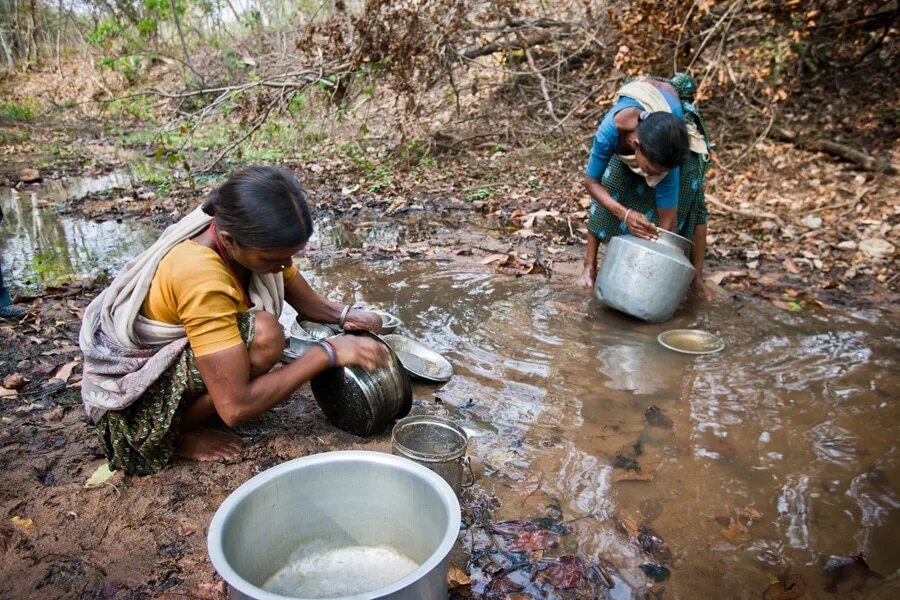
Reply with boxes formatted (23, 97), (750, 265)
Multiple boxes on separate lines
(298, 256), (899, 598)
(0, 176), (157, 292)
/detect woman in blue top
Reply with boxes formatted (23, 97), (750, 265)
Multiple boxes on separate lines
(577, 74), (714, 300)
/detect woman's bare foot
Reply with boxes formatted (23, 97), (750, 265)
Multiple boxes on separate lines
(577, 266), (596, 288)
(176, 428), (244, 462)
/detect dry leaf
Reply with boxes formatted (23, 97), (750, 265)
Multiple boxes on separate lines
(720, 518), (752, 544)
(10, 516), (33, 535)
(52, 360), (79, 383)
(84, 463), (117, 489)
(0, 386), (17, 399)
(479, 253), (509, 265)
(447, 564), (470, 591)
(2, 373), (25, 390)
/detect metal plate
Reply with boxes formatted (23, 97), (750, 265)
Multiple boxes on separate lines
(381, 334), (453, 383)
(658, 329), (725, 355)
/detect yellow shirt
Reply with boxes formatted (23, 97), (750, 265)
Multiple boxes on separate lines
(141, 240), (298, 356)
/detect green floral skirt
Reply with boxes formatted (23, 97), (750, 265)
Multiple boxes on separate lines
(587, 151), (710, 252)
(97, 312), (255, 475)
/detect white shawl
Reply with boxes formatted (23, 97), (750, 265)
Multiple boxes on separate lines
(79, 206), (285, 422)
(614, 79), (709, 187)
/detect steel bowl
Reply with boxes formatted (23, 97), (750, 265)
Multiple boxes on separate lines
(207, 450), (461, 600)
(658, 329), (725, 355)
(311, 332), (413, 437)
(371, 310), (402, 335)
(381, 334), (453, 383)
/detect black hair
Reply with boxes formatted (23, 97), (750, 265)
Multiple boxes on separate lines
(202, 166), (314, 249)
(636, 112), (690, 169)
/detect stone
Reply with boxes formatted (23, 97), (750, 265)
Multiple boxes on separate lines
(836, 241), (857, 251)
(18, 168), (42, 183)
(859, 238), (895, 260)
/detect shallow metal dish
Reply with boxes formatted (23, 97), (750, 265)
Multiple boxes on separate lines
(381, 334), (453, 383)
(294, 320), (335, 340)
(658, 329), (725, 355)
(282, 334), (317, 362)
(372, 309), (402, 334)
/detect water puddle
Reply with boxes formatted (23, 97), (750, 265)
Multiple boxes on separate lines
(0, 174), (158, 292)
(296, 256), (899, 598)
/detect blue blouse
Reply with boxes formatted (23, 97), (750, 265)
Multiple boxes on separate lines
(585, 90), (684, 209)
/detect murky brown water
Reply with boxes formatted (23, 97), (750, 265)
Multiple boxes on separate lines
(297, 256), (899, 599)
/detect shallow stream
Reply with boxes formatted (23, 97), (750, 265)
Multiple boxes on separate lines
(299, 257), (899, 599)
(1, 174), (897, 598)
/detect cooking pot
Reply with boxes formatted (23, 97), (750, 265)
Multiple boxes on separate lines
(595, 229), (695, 323)
(207, 451), (461, 600)
(310, 332), (412, 437)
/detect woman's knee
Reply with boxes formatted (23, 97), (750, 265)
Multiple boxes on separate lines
(250, 311), (285, 368)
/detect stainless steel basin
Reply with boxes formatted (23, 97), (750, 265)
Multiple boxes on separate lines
(207, 451), (460, 600)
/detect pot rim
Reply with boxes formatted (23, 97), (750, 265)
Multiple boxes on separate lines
(207, 450), (460, 600)
(391, 415), (468, 462)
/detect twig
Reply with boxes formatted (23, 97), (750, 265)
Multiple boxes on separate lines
(522, 43), (562, 125)
(706, 195), (783, 225)
(687, 0), (743, 70)
(201, 94), (281, 172)
(720, 105), (776, 170)
(771, 126), (898, 174)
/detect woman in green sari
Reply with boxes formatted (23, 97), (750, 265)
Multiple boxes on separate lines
(578, 73), (715, 300)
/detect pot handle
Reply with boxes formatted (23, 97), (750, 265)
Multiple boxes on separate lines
(462, 456), (476, 489)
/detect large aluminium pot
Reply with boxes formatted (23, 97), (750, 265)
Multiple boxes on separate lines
(207, 451), (461, 600)
(310, 331), (412, 437)
(595, 229), (695, 323)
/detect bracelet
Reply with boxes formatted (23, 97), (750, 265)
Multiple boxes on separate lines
(623, 208), (633, 227)
(316, 340), (337, 367)
(338, 304), (352, 329)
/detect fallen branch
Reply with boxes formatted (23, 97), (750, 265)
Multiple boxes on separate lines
(771, 126), (897, 175)
(706, 195), (783, 225)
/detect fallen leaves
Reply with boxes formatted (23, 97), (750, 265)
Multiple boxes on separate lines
(720, 518), (752, 544)
(447, 564), (471, 593)
(50, 360), (79, 384)
(3, 373), (25, 389)
(84, 463), (118, 489)
(9, 516), (33, 535)
(0, 386), (17, 399)
(479, 252), (548, 276)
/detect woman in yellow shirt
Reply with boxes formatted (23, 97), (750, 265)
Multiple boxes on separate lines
(80, 166), (388, 475)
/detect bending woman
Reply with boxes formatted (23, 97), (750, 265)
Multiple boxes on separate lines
(578, 74), (714, 299)
(80, 166), (388, 475)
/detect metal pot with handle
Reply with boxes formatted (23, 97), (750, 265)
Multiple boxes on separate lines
(595, 228), (695, 323)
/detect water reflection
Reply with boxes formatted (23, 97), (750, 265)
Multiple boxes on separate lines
(0, 180), (157, 291)
(298, 256), (899, 598)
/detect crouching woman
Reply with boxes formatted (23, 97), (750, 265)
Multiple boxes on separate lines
(79, 166), (388, 475)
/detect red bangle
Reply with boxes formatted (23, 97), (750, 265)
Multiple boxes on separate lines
(322, 340), (337, 367)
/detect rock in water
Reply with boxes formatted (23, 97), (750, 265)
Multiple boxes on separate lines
(19, 168), (42, 183)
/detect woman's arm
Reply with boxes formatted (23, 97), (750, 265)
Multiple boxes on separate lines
(284, 272), (382, 331)
(194, 334), (387, 427)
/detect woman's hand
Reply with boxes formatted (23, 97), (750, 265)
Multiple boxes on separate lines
(342, 308), (383, 333)
(328, 335), (391, 370)
(577, 265), (596, 288)
(625, 211), (658, 240)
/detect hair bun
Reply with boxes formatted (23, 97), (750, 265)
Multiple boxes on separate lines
(201, 192), (218, 216)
